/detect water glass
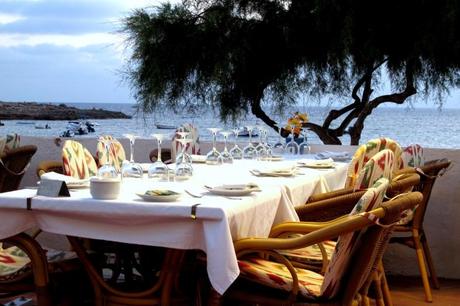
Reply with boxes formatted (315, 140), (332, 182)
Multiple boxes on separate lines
(299, 130), (311, 155)
(272, 125), (286, 155)
(121, 134), (143, 178)
(175, 137), (194, 180)
(98, 137), (118, 178)
(242, 126), (257, 159)
(220, 131), (233, 164)
(285, 125), (299, 154)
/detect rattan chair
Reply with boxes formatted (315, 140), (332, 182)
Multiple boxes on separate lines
(208, 192), (422, 306)
(390, 158), (451, 302)
(0, 145), (37, 192)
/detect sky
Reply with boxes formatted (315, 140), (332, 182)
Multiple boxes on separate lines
(0, 0), (458, 107)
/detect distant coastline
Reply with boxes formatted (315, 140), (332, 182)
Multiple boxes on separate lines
(0, 101), (131, 120)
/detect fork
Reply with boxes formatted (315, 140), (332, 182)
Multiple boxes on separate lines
(184, 189), (242, 200)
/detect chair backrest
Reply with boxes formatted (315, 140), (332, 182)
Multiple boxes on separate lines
(345, 138), (402, 187)
(321, 177), (389, 297)
(353, 149), (395, 190)
(62, 140), (98, 179)
(0, 133), (21, 154)
(171, 123), (200, 159)
(0, 145), (37, 192)
(96, 135), (126, 172)
(401, 144), (424, 168)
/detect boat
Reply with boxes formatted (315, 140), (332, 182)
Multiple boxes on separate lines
(155, 123), (176, 130)
(0, 121), (4, 126)
(238, 127), (259, 137)
(16, 121), (35, 125)
(60, 130), (75, 137)
(85, 121), (98, 133)
(35, 124), (51, 129)
(66, 121), (88, 135)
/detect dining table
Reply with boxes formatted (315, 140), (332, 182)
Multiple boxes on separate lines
(0, 155), (348, 296)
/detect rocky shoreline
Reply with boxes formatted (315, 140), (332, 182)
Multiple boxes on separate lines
(0, 101), (131, 120)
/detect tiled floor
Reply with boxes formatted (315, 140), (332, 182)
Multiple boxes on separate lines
(2, 276), (459, 305)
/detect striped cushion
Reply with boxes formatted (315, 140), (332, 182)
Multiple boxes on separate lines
(238, 256), (323, 298)
(402, 144), (424, 168)
(96, 135), (126, 172)
(321, 178), (389, 297)
(354, 149), (395, 190)
(62, 140), (98, 179)
(0, 244), (76, 281)
(278, 240), (336, 265)
(1, 134), (21, 154)
(345, 138), (402, 187)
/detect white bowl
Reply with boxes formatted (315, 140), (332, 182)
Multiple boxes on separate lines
(90, 177), (121, 200)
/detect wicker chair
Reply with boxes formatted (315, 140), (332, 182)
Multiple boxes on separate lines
(208, 192), (422, 306)
(0, 145), (37, 192)
(390, 158), (452, 302)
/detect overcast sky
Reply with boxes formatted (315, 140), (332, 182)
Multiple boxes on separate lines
(0, 0), (458, 107)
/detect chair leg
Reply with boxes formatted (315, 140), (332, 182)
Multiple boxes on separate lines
(380, 266), (393, 306)
(372, 271), (385, 306)
(420, 230), (440, 289)
(413, 230), (433, 302)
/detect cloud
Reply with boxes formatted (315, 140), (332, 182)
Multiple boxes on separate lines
(0, 32), (120, 48)
(0, 12), (25, 25)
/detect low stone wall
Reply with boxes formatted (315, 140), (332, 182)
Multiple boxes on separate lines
(17, 136), (460, 279)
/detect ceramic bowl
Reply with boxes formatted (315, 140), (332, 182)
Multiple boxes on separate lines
(90, 177), (121, 200)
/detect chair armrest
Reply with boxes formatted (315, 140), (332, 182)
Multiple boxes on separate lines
(269, 217), (348, 238)
(306, 187), (355, 203)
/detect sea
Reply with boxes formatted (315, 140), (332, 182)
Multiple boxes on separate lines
(1, 102), (459, 149)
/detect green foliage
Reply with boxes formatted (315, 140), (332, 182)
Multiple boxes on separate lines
(122, 0), (460, 121)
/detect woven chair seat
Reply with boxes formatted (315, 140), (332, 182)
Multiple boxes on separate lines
(278, 240), (336, 264)
(0, 244), (77, 281)
(238, 256), (323, 298)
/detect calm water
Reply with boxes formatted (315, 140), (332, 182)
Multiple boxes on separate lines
(1, 102), (459, 149)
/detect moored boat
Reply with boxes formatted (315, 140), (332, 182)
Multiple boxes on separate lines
(155, 123), (176, 129)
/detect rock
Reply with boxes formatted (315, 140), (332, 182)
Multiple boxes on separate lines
(0, 101), (131, 120)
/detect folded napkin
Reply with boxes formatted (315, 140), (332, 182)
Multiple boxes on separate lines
(251, 163), (297, 176)
(205, 182), (260, 191)
(40, 172), (89, 185)
(315, 151), (350, 161)
(298, 158), (334, 167)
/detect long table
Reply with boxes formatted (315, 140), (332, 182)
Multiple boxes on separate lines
(0, 157), (348, 295)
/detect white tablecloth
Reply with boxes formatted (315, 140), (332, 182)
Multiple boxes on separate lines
(0, 157), (347, 294)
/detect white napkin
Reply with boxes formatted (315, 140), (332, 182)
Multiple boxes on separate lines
(298, 158), (334, 167)
(40, 172), (89, 185)
(315, 151), (350, 161)
(252, 163), (297, 175)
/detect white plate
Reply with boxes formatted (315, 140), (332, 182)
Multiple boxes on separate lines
(205, 186), (256, 196)
(136, 192), (181, 202)
(297, 162), (335, 169)
(250, 169), (296, 177)
(66, 182), (90, 189)
(259, 155), (283, 161)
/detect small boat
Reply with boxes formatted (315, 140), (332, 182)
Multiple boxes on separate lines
(0, 121), (4, 126)
(16, 121), (35, 125)
(60, 130), (75, 137)
(155, 123), (176, 130)
(238, 127), (259, 137)
(66, 121), (88, 135)
(35, 124), (51, 129)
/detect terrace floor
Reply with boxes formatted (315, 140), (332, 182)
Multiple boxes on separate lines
(1, 276), (459, 305)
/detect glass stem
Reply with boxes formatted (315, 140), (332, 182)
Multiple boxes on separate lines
(248, 131), (252, 146)
(130, 139), (135, 162)
(212, 133), (217, 150)
(224, 136), (228, 152)
(157, 139), (162, 162)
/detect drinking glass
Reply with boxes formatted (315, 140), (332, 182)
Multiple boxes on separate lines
(121, 134), (143, 178)
(272, 125), (286, 155)
(205, 128), (222, 165)
(98, 137), (118, 178)
(220, 131), (233, 164)
(175, 137), (193, 180)
(242, 126), (257, 159)
(175, 131), (192, 164)
(255, 126), (269, 159)
(285, 125), (299, 154)
(299, 129), (311, 155)
(148, 134), (169, 181)
(229, 128), (243, 160)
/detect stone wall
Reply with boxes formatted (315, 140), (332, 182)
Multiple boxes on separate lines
(17, 136), (460, 279)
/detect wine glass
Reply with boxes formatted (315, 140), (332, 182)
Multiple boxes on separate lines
(175, 137), (194, 180)
(242, 126), (257, 159)
(220, 131), (233, 164)
(299, 129), (311, 155)
(98, 137), (118, 178)
(229, 127), (243, 160)
(285, 125), (299, 154)
(121, 134), (143, 178)
(148, 134), (169, 181)
(272, 124), (286, 155)
(205, 128), (222, 165)
(255, 126), (269, 159)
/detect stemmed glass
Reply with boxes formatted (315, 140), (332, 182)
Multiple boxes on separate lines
(242, 126), (257, 159)
(205, 128), (222, 165)
(272, 125), (286, 155)
(121, 134), (143, 178)
(255, 126), (269, 159)
(285, 125), (299, 154)
(175, 131), (192, 164)
(220, 131), (233, 164)
(175, 137), (194, 180)
(229, 127), (243, 160)
(98, 137), (118, 178)
(148, 134), (169, 181)
(299, 129), (311, 155)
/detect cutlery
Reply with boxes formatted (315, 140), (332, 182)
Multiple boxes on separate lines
(185, 189), (242, 200)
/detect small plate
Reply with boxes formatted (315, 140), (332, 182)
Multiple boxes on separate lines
(136, 190), (181, 202)
(298, 162), (335, 169)
(66, 182), (90, 189)
(205, 185), (256, 196)
(250, 169), (296, 177)
(259, 155), (283, 162)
